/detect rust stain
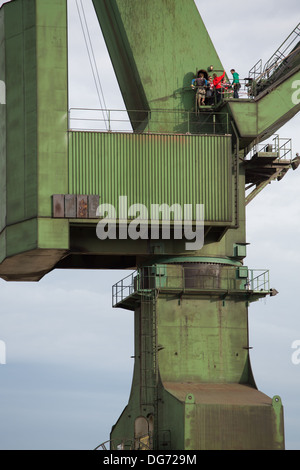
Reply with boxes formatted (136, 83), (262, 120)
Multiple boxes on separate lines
(77, 196), (88, 218)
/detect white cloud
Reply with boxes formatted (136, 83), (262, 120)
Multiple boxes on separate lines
(0, 271), (134, 372)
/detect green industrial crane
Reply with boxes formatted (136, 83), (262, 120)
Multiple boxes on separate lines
(1, 0), (300, 450)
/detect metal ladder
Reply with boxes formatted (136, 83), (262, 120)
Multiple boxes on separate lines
(140, 291), (158, 409)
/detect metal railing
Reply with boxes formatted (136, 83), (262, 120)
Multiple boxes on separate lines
(248, 23), (300, 96)
(112, 266), (270, 307)
(94, 436), (151, 450)
(68, 79), (261, 135)
(246, 270), (270, 292)
(68, 107), (232, 135)
(218, 79), (255, 100)
(245, 135), (292, 161)
(112, 271), (137, 307)
(263, 23), (300, 76)
(248, 59), (263, 83)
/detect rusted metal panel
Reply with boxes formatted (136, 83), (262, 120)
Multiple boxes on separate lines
(76, 195), (88, 218)
(64, 194), (76, 218)
(88, 194), (100, 218)
(52, 194), (64, 218)
(52, 194), (100, 219)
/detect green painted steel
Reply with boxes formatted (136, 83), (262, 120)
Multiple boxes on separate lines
(182, 388), (284, 450)
(226, 69), (300, 148)
(88, 0), (289, 450)
(92, 0), (224, 132)
(157, 296), (249, 384)
(4, 1), (37, 227)
(0, 0), (69, 280)
(148, 256), (243, 266)
(110, 263), (284, 450)
(69, 131), (233, 223)
(0, 8), (6, 238)
(36, 0), (69, 218)
(0, 0), (294, 450)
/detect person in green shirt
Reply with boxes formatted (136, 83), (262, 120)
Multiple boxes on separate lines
(230, 69), (240, 98)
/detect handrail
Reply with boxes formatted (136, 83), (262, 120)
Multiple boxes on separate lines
(112, 271), (137, 307)
(248, 59), (263, 81)
(112, 267), (270, 307)
(245, 134), (292, 162)
(248, 23), (300, 95)
(248, 269), (270, 292)
(68, 107), (232, 135)
(263, 23), (300, 73)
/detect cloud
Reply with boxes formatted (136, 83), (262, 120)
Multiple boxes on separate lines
(0, 270), (134, 373)
(0, 362), (132, 449)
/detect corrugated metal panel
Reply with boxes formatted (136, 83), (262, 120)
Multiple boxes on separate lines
(164, 383), (284, 449)
(68, 132), (233, 223)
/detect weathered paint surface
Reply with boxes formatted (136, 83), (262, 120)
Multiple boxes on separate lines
(92, 0), (224, 131)
(111, 263), (285, 450)
(0, 9), (6, 239)
(0, 0), (69, 280)
(226, 69), (300, 148)
(178, 384), (283, 450)
(0, 0), (292, 450)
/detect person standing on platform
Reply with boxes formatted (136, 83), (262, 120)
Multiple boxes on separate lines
(205, 76), (215, 105)
(230, 69), (240, 98)
(213, 70), (225, 103)
(191, 71), (208, 108)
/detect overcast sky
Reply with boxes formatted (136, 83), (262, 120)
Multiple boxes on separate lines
(0, 0), (300, 450)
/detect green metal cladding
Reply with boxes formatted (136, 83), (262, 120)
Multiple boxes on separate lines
(226, 69), (300, 147)
(68, 132), (233, 223)
(0, 7), (6, 236)
(0, 0), (69, 280)
(0, 0), (293, 450)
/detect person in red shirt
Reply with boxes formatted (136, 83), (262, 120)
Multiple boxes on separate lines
(213, 71), (225, 103)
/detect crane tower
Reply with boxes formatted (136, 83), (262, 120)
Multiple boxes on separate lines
(1, 0), (300, 450)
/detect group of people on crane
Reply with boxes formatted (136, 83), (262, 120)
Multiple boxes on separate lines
(191, 69), (240, 108)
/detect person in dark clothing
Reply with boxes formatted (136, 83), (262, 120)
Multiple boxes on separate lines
(191, 71), (208, 107)
(230, 69), (240, 98)
(206, 76), (214, 105)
